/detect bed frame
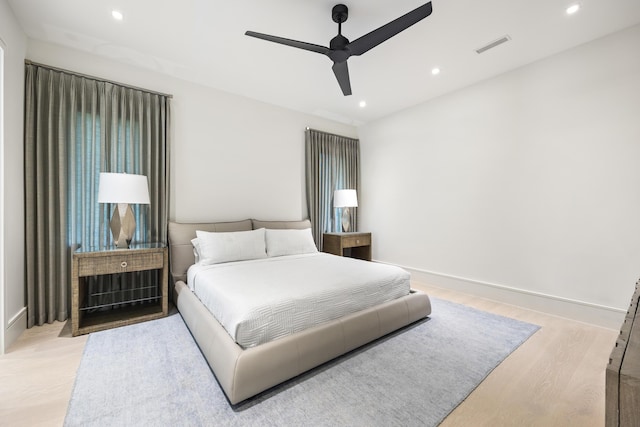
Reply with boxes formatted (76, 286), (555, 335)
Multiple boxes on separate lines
(168, 219), (432, 404)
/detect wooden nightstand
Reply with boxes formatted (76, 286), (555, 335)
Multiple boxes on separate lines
(323, 232), (372, 261)
(71, 243), (168, 336)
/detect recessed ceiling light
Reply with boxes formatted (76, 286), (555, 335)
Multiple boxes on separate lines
(359, 101), (367, 108)
(431, 68), (441, 76)
(112, 10), (124, 21)
(566, 4), (580, 15)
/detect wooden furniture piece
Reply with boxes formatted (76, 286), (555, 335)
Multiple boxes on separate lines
(71, 243), (168, 336)
(322, 232), (372, 261)
(606, 281), (640, 426)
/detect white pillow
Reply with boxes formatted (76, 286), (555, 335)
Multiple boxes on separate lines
(191, 238), (201, 263)
(265, 228), (318, 257)
(196, 228), (267, 265)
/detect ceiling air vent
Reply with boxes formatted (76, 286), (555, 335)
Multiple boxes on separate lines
(475, 35), (511, 54)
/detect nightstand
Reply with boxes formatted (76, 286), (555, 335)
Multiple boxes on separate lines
(71, 243), (168, 336)
(322, 232), (372, 261)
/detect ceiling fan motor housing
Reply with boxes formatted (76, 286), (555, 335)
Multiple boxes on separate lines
(330, 34), (350, 51)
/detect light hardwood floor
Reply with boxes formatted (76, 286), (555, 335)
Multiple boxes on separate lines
(0, 282), (618, 427)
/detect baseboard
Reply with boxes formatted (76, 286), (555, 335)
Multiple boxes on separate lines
(4, 307), (26, 352)
(386, 262), (626, 330)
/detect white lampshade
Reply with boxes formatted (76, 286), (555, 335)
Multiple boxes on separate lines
(98, 173), (150, 249)
(98, 173), (150, 204)
(334, 189), (358, 208)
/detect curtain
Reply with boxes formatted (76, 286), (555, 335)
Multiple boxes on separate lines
(24, 63), (171, 327)
(305, 128), (360, 250)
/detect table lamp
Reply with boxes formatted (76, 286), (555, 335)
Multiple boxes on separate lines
(334, 189), (358, 232)
(98, 172), (150, 248)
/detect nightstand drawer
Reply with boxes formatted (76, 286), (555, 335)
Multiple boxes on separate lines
(342, 234), (371, 248)
(78, 252), (164, 276)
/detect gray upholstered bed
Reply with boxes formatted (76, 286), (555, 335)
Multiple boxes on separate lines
(167, 219), (431, 404)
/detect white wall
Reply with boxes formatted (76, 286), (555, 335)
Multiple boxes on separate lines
(0, 0), (27, 353)
(26, 41), (357, 223)
(359, 24), (640, 328)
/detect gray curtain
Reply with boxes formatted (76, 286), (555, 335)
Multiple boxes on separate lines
(305, 128), (360, 250)
(24, 63), (171, 327)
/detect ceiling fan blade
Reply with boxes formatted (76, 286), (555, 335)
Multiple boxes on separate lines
(245, 31), (331, 56)
(332, 61), (352, 96)
(346, 2), (433, 57)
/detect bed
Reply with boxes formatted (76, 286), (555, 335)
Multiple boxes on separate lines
(168, 219), (431, 404)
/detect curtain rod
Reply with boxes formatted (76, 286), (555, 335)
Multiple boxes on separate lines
(25, 60), (173, 99)
(305, 127), (359, 141)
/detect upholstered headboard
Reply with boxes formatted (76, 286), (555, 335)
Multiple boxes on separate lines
(251, 219), (311, 230)
(167, 219), (312, 285)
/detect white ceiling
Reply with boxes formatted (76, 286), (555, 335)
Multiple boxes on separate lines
(8, 0), (640, 125)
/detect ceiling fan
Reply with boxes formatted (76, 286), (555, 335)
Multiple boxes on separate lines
(245, 2), (433, 96)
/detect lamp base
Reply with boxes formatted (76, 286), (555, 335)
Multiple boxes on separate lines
(341, 207), (351, 232)
(111, 203), (136, 249)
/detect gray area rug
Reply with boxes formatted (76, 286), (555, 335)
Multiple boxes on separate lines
(64, 297), (539, 426)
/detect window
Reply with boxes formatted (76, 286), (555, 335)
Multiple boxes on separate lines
(24, 63), (170, 327)
(305, 128), (360, 249)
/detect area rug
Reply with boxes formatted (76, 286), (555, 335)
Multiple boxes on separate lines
(64, 297), (539, 427)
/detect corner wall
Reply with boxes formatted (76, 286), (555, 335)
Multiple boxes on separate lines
(0, 0), (27, 353)
(359, 24), (640, 328)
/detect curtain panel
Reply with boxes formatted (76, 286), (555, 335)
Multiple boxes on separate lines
(305, 129), (360, 250)
(24, 63), (171, 327)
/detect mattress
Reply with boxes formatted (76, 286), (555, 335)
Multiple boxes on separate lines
(187, 252), (410, 348)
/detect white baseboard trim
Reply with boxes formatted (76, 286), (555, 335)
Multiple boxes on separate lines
(4, 307), (26, 352)
(387, 262), (626, 330)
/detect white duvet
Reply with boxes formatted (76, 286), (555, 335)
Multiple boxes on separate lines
(187, 252), (410, 348)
